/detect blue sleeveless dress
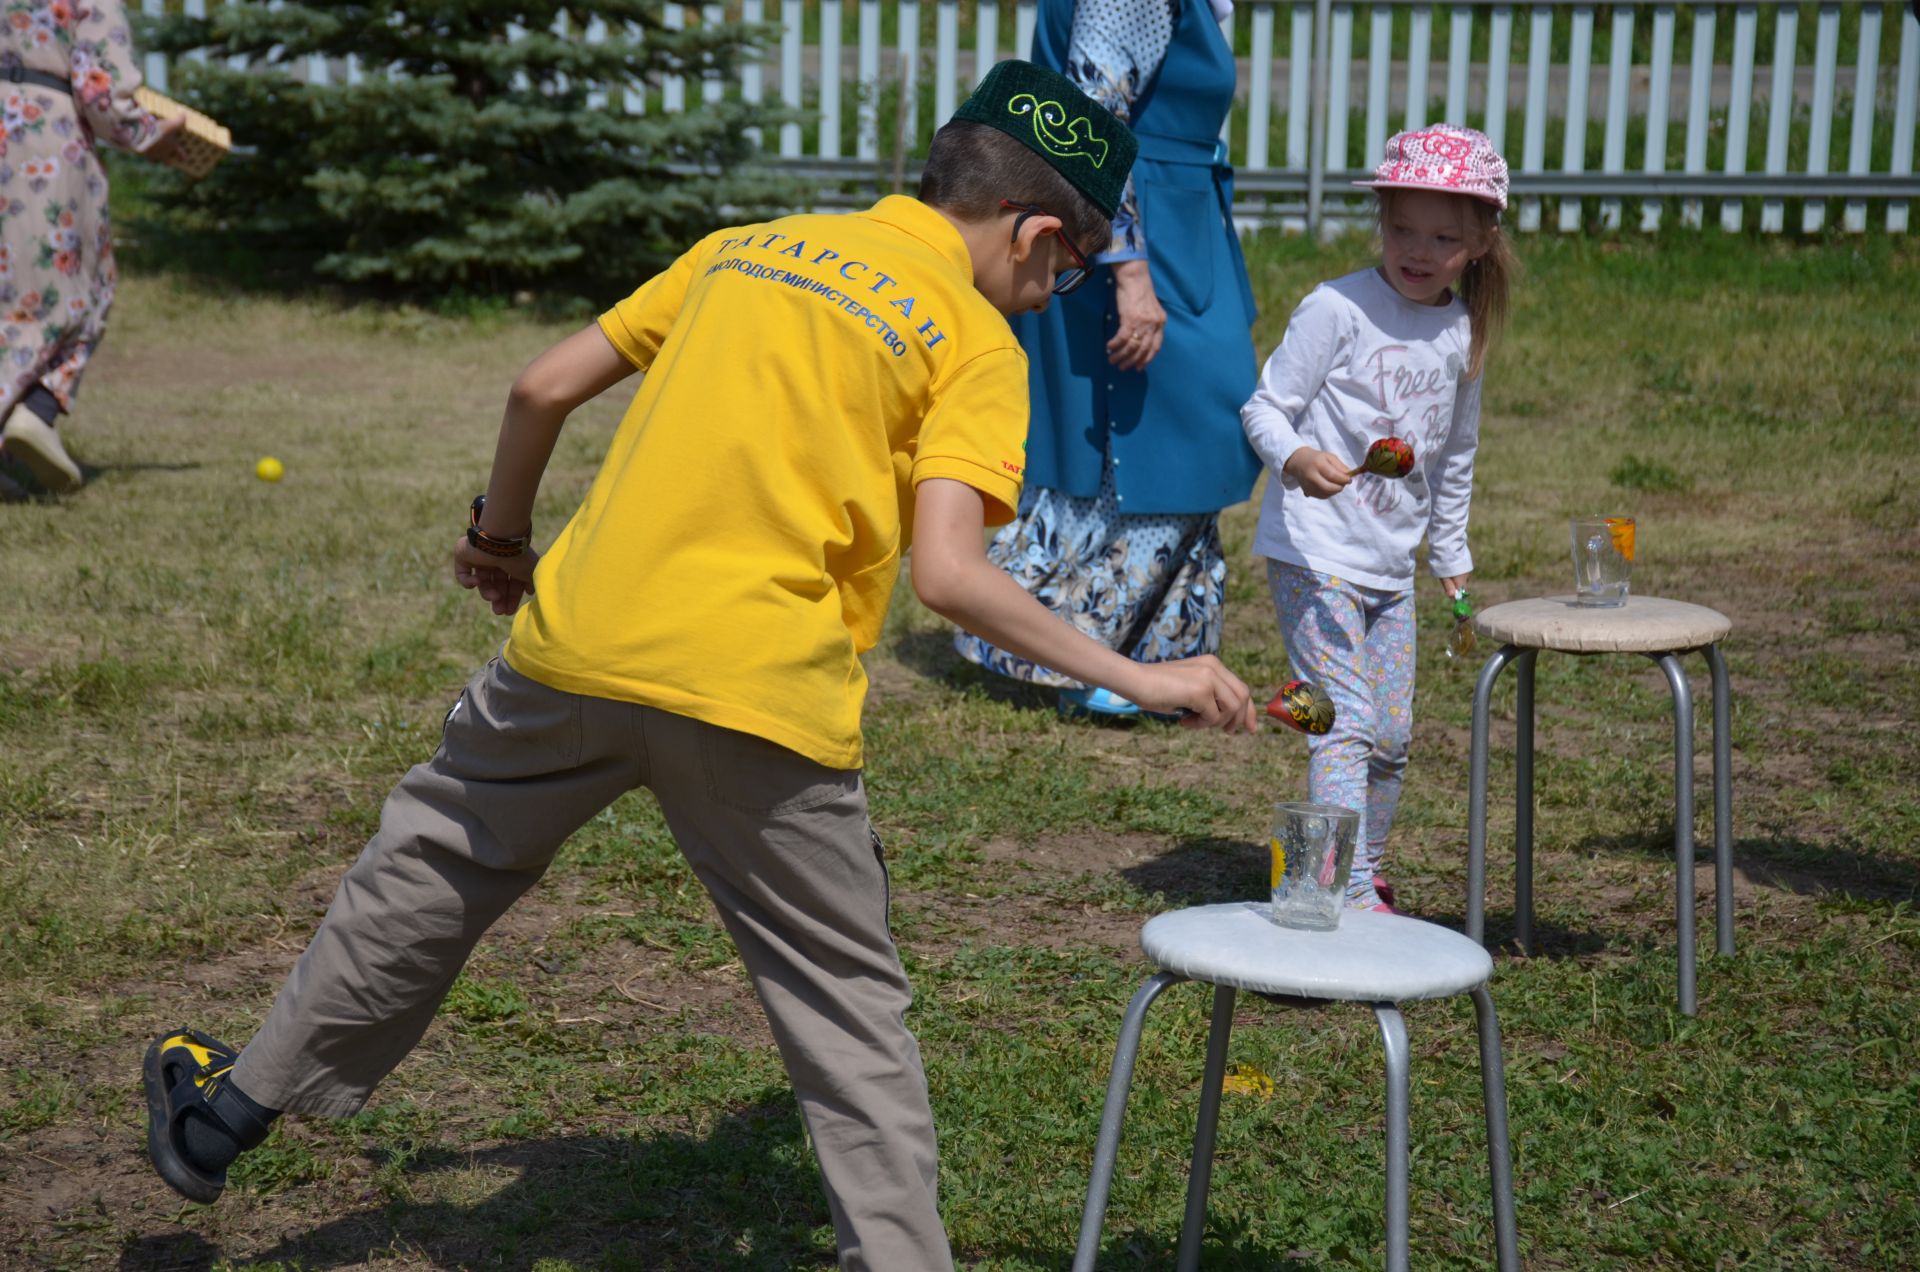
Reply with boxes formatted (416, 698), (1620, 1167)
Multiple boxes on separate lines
(954, 0), (1261, 689)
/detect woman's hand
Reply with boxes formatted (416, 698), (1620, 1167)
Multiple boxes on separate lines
(141, 113), (187, 165)
(1105, 259), (1165, 371)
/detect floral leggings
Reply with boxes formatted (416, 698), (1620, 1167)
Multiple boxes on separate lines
(1267, 560), (1417, 909)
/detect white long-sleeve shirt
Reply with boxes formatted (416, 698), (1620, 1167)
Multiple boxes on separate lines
(1240, 267), (1482, 591)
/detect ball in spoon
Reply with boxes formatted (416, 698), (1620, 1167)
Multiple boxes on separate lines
(1346, 436), (1415, 479)
(1266, 679), (1336, 735)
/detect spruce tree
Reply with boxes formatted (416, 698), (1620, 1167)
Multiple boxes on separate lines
(142, 2), (800, 299)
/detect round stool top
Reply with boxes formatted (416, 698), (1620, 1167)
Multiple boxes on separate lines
(1474, 595), (1731, 654)
(1140, 903), (1493, 1003)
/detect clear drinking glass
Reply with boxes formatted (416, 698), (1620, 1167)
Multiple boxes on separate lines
(1570, 516), (1634, 607)
(1269, 801), (1360, 931)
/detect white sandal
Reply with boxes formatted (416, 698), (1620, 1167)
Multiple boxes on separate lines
(1, 404), (83, 493)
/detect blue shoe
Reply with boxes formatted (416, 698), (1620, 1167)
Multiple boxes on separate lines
(143, 1029), (276, 1204)
(1057, 686), (1142, 718)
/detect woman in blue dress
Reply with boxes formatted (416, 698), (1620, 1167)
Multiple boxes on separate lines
(953, 0), (1262, 715)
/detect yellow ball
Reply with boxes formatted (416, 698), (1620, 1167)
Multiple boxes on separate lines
(255, 456), (285, 483)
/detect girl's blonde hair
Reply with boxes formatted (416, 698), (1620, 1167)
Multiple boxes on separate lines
(1376, 190), (1517, 380)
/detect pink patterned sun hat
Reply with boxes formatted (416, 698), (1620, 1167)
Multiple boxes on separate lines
(1353, 123), (1509, 210)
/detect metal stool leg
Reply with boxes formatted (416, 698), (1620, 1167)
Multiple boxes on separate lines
(1468, 645), (1523, 944)
(1074, 971), (1184, 1272)
(1374, 1003), (1411, 1272)
(1470, 986), (1521, 1272)
(1175, 985), (1238, 1272)
(1514, 651), (1539, 954)
(1654, 653), (1698, 1015)
(1706, 643), (1735, 957)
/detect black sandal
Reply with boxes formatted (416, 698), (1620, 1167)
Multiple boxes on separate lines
(142, 1029), (273, 1204)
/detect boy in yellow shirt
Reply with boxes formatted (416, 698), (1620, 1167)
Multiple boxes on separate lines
(141, 62), (1255, 1269)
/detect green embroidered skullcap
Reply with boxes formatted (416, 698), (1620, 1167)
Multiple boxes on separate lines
(952, 60), (1137, 219)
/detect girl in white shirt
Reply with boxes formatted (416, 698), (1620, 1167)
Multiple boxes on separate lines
(1241, 124), (1517, 911)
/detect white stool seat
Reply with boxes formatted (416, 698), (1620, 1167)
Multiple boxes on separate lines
(1141, 903), (1495, 1003)
(1474, 595), (1731, 654)
(1079, 903), (1522, 1271)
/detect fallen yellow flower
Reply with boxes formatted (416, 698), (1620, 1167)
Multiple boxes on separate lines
(1221, 1063), (1275, 1098)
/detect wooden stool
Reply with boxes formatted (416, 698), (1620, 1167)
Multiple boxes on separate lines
(1466, 595), (1735, 1015)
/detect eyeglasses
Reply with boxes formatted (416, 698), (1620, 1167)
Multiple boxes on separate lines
(1000, 199), (1091, 295)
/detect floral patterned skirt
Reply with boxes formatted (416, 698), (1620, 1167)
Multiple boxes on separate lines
(951, 468), (1227, 689)
(1, 101), (117, 420)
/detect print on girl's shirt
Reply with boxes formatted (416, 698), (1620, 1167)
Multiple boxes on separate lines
(1366, 345), (1452, 409)
(1350, 342), (1465, 517)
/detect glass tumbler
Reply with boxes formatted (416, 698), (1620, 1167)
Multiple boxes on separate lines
(1269, 801), (1361, 931)
(1570, 516), (1634, 607)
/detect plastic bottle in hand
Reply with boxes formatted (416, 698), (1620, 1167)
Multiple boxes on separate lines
(1445, 589), (1477, 660)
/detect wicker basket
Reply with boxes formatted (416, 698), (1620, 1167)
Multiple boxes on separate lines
(132, 85), (232, 180)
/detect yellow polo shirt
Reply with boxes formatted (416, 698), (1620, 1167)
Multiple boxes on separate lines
(504, 196), (1029, 769)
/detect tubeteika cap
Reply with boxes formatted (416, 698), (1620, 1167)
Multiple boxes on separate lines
(952, 60), (1138, 219)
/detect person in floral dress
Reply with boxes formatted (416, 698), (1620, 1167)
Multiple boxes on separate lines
(2, 0), (180, 494)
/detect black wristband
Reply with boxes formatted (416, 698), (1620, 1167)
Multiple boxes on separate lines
(468, 495), (531, 557)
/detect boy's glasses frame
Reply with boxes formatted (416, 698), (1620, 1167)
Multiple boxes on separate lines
(1000, 199), (1091, 295)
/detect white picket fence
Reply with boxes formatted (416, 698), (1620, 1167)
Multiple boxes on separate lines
(144, 1), (1920, 233)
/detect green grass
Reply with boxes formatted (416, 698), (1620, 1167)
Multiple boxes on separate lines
(1, 230), (1917, 1268)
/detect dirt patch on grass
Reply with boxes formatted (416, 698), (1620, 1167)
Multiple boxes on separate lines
(904, 890), (1147, 960)
(3, 809), (1907, 1267)
(974, 829), (1170, 879)
(0, 833), (1175, 1268)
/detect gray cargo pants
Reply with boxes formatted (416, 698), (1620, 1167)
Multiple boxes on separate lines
(230, 657), (954, 1271)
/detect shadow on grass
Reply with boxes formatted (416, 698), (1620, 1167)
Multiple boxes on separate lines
(0, 466), (31, 503)
(889, 626), (967, 684)
(1574, 826), (1920, 909)
(1123, 837), (1616, 959)
(990, 1221), (1326, 1271)
(0, 457), (203, 502)
(83, 460), (206, 479)
(118, 1100), (843, 1271)
(1121, 836), (1266, 908)
(1733, 834), (1920, 908)
(890, 628), (1062, 709)
(1461, 915), (1616, 961)
(115, 1109), (1332, 1272)
(891, 629), (1219, 736)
